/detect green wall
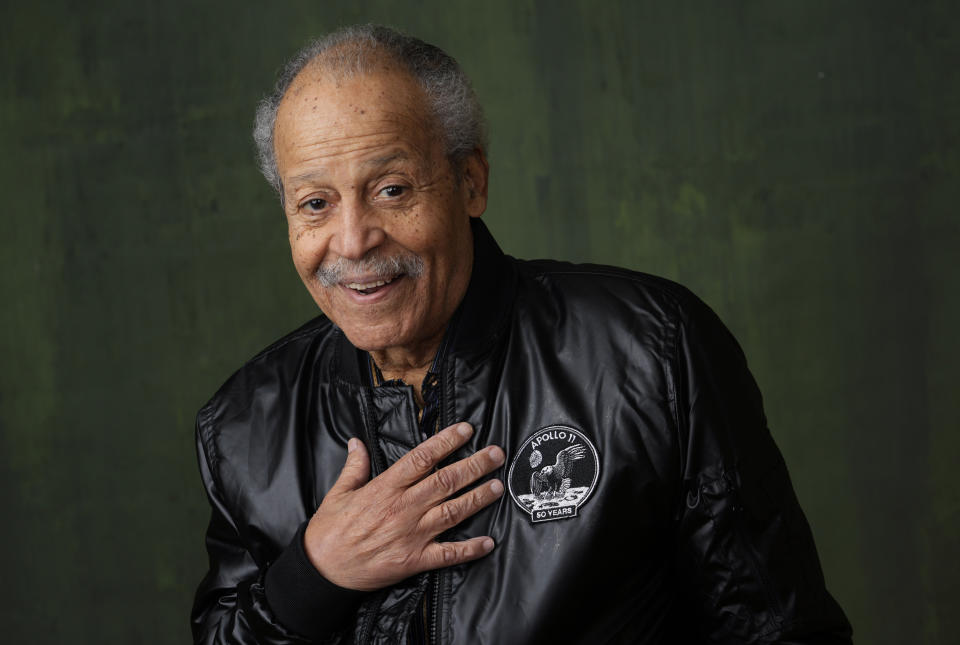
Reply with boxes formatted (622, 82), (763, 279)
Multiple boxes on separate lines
(1, 1), (957, 642)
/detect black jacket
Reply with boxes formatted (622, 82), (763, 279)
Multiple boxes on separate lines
(192, 219), (852, 644)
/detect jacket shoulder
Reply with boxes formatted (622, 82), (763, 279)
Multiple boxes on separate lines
(196, 315), (337, 439)
(514, 257), (704, 323)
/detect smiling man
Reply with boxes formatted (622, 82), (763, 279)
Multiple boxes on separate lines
(192, 25), (851, 644)
(275, 59), (484, 392)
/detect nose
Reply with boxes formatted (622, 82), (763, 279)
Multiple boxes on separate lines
(331, 196), (386, 260)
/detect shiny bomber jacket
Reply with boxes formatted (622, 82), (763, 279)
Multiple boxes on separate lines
(192, 220), (852, 644)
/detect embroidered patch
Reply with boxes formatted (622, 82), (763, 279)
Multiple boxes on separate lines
(507, 425), (600, 523)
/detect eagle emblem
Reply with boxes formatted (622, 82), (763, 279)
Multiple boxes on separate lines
(529, 444), (588, 498)
(507, 425), (600, 523)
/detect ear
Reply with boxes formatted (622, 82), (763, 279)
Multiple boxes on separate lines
(460, 148), (489, 219)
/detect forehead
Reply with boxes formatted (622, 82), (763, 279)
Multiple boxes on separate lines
(274, 66), (438, 175)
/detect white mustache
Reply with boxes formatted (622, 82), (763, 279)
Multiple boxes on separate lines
(314, 252), (425, 287)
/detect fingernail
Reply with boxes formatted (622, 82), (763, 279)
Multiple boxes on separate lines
(347, 438), (358, 453)
(482, 538), (495, 552)
(490, 480), (504, 495)
(488, 446), (505, 465)
(457, 423), (473, 438)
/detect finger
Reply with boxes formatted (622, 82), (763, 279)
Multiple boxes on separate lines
(406, 445), (505, 508)
(419, 478), (505, 534)
(420, 536), (496, 570)
(386, 422), (475, 487)
(328, 437), (371, 495)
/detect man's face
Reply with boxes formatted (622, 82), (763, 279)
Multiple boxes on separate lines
(273, 65), (487, 355)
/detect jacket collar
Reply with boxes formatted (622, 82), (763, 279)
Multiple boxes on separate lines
(333, 218), (517, 386)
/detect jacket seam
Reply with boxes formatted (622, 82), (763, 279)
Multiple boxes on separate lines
(663, 291), (687, 492)
(246, 323), (328, 367)
(197, 403), (222, 490)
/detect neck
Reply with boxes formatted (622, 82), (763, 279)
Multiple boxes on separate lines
(369, 326), (445, 392)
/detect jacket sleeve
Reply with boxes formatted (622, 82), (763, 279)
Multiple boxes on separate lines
(191, 412), (366, 644)
(670, 291), (852, 644)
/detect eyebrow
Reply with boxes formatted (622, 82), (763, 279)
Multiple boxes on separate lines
(362, 151), (410, 168)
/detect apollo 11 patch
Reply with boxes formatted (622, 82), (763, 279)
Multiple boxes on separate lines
(507, 425), (600, 523)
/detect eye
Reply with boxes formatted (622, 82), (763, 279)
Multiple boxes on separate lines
(303, 198), (328, 212)
(379, 185), (406, 198)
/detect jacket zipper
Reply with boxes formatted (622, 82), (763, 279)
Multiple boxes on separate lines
(428, 570), (442, 644)
(358, 591), (384, 645)
(426, 353), (454, 645)
(357, 387), (385, 645)
(409, 384), (437, 645)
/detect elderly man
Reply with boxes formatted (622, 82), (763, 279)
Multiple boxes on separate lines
(192, 25), (851, 644)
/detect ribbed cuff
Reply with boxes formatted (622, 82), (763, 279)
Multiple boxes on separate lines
(264, 520), (368, 640)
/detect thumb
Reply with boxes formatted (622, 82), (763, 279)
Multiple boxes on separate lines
(330, 437), (371, 494)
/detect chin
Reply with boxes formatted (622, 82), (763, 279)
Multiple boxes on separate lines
(338, 322), (409, 353)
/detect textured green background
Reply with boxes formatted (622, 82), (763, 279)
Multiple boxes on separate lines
(1, 1), (957, 643)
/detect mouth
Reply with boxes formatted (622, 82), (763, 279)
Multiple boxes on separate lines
(342, 273), (404, 297)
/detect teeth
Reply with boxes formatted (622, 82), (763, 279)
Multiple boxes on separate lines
(345, 276), (396, 291)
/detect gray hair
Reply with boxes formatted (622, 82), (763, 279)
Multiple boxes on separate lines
(252, 24), (488, 197)
(314, 249), (424, 288)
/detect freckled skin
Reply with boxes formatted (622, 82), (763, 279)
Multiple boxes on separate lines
(273, 64), (489, 382)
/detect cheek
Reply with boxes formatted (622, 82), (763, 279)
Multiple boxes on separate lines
(288, 227), (329, 270)
(405, 205), (459, 248)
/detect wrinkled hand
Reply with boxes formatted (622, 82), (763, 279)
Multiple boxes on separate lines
(304, 422), (505, 591)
